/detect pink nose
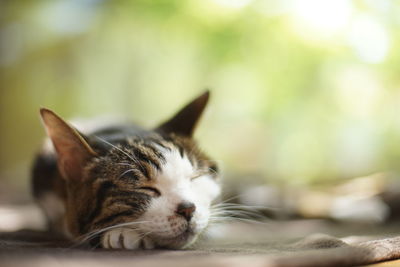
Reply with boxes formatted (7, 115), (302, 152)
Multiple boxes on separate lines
(176, 202), (196, 221)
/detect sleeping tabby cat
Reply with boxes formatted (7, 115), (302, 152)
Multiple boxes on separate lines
(31, 91), (221, 249)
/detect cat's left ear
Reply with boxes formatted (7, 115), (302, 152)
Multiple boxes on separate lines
(40, 108), (97, 181)
(156, 90), (210, 137)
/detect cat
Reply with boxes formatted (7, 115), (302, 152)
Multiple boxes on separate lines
(31, 91), (221, 249)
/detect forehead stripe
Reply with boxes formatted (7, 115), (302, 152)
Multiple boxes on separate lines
(142, 142), (166, 162)
(131, 146), (162, 172)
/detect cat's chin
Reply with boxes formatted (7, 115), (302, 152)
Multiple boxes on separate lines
(151, 228), (198, 249)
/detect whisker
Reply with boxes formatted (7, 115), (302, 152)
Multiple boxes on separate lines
(212, 202), (278, 211)
(95, 136), (147, 171)
(209, 216), (270, 225)
(117, 162), (135, 167)
(208, 201), (274, 226)
(217, 194), (244, 204)
(210, 211), (265, 221)
(95, 136), (136, 162)
(118, 168), (136, 179)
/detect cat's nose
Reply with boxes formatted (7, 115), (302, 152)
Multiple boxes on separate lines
(176, 202), (196, 221)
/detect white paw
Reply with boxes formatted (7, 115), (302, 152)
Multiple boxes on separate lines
(101, 228), (154, 250)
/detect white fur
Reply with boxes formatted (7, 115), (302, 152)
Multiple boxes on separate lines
(105, 147), (221, 249)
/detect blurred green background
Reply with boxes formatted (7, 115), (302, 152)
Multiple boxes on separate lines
(1, 0), (400, 192)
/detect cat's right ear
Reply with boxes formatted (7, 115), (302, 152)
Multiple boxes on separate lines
(39, 108), (97, 181)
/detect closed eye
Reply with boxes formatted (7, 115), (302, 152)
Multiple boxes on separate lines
(190, 173), (204, 181)
(137, 186), (161, 197)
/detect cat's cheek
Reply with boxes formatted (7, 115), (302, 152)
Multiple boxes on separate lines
(192, 207), (210, 231)
(191, 175), (221, 203)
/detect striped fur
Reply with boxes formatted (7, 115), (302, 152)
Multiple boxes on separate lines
(32, 91), (221, 249)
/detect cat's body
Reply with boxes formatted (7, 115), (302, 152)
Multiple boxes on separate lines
(32, 92), (221, 249)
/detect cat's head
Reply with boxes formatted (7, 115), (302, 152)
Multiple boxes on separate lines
(40, 91), (221, 249)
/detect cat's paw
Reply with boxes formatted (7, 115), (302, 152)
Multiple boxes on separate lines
(101, 228), (154, 250)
